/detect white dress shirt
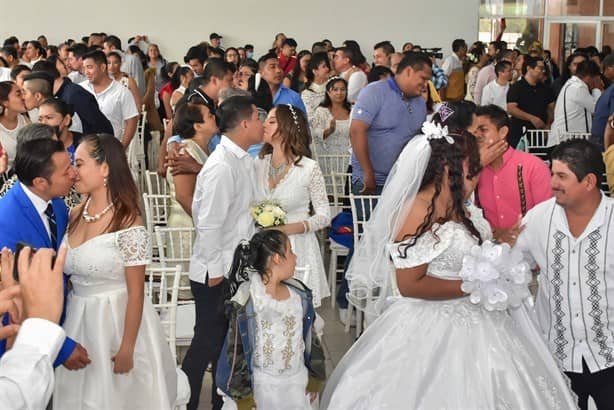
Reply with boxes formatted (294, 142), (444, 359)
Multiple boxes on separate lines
(0, 318), (65, 410)
(341, 68), (368, 104)
(189, 136), (257, 282)
(441, 53), (463, 77)
(481, 80), (509, 111)
(80, 79), (139, 141)
(516, 195), (614, 373)
(0, 67), (11, 82)
(20, 183), (51, 238)
(67, 71), (87, 84)
(550, 76), (602, 145)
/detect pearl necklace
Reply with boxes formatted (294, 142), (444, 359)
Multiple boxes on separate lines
(82, 197), (114, 223)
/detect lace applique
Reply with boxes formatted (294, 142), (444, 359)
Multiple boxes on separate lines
(116, 226), (151, 266)
(306, 161), (331, 232)
(388, 223), (456, 269)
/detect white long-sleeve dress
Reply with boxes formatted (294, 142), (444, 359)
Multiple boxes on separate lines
(255, 155), (331, 307)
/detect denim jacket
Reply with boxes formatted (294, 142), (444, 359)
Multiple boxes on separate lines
(216, 277), (326, 402)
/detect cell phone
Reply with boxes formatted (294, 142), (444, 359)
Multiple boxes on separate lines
(12, 242), (56, 282)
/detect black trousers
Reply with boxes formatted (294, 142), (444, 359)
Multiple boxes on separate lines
(565, 359), (614, 410)
(181, 278), (229, 410)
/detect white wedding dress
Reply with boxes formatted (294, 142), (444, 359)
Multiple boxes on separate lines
(54, 226), (178, 410)
(321, 206), (578, 410)
(255, 155), (331, 307)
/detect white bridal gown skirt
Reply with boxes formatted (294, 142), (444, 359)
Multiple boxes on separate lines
(53, 285), (178, 410)
(321, 297), (578, 410)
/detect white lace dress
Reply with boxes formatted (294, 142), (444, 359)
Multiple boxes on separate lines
(310, 106), (350, 163)
(301, 83), (326, 120)
(321, 206), (578, 410)
(250, 274), (313, 409)
(54, 226), (178, 410)
(254, 155), (331, 307)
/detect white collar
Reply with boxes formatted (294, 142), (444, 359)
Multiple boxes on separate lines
(220, 135), (249, 159)
(553, 193), (610, 242)
(85, 79), (116, 95)
(20, 182), (51, 216)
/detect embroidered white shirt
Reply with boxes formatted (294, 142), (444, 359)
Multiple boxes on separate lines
(516, 196), (614, 373)
(189, 136), (256, 282)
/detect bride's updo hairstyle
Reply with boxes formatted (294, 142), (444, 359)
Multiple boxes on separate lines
(69, 133), (140, 234)
(399, 102), (482, 253)
(259, 104), (311, 165)
(227, 230), (290, 297)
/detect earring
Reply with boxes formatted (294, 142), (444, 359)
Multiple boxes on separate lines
(103, 177), (108, 187)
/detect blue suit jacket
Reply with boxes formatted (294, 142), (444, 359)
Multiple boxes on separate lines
(0, 182), (76, 366)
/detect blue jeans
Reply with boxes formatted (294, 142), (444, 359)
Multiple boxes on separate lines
(336, 180), (384, 308)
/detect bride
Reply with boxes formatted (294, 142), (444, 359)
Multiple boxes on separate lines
(254, 104), (331, 307)
(53, 134), (178, 409)
(321, 104), (577, 409)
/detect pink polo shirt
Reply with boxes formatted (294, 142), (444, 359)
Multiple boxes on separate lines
(477, 148), (552, 229)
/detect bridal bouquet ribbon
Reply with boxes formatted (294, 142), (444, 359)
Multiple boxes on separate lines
(250, 200), (287, 228)
(459, 241), (531, 311)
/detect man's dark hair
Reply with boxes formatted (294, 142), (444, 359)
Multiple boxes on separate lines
(452, 39), (467, 53)
(336, 46), (360, 66)
(522, 55), (543, 75)
(496, 49), (515, 62)
(23, 72), (53, 98)
(244, 44), (254, 51)
(3, 36), (19, 47)
(397, 52), (432, 74)
(82, 50), (107, 66)
(67, 43), (88, 59)
(0, 46), (17, 60)
(368, 65), (394, 83)
(575, 60), (601, 78)
(14, 138), (66, 186)
(374, 41), (395, 55)
(603, 53), (614, 69)
(209, 47), (224, 58)
(31, 60), (60, 80)
(184, 45), (207, 64)
(217, 95), (256, 133)
(311, 41), (326, 53)
(475, 104), (511, 131)
(10, 64), (30, 81)
(551, 139), (604, 186)
(202, 58), (232, 85)
(282, 38), (297, 48)
(489, 40), (507, 54)
(494, 60), (512, 77)
(257, 52), (278, 69)
(104, 35), (122, 50)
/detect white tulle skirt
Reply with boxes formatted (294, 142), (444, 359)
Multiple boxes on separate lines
(321, 297), (578, 410)
(53, 284), (178, 410)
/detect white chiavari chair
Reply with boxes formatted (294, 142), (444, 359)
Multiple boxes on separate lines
(317, 154), (351, 198)
(327, 172), (352, 308)
(145, 170), (168, 196)
(142, 193), (170, 262)
(345, 194), (381, 338)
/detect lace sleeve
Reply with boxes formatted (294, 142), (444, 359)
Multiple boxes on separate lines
(306, 161), (331, 232)
(309, 107), (330, 143)
(116, 226), (152, 267)
(387, 223), (455, 269)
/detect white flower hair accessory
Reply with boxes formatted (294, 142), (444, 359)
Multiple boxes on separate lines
(421, 121), (454, 144)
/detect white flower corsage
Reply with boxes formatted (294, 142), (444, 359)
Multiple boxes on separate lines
(459, 241), (532, 311)
(421, 121), (454, 144)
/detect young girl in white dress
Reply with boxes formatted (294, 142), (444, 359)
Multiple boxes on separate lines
(53, 134), (180, 410)
(254, 104), (331, 307)
(216, 230), (324, 409)
(321, 105), (578, 409)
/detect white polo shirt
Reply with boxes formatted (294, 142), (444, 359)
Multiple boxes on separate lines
(80, 79), (138, 140)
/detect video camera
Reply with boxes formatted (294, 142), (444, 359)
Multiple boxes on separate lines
(423, 48), (443, 59)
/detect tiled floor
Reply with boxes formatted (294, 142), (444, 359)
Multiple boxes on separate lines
(193, 300), (355, 410)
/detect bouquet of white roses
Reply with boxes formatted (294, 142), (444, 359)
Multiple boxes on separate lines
(250, 200), (287, 228)
(459, 241), (532, 311)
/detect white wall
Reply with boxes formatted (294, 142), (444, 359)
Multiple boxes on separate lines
(1, 0), (479, 62)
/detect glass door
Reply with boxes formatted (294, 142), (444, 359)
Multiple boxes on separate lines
(546, 21), (598, 67)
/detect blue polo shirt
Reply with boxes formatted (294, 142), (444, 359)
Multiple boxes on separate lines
(351, 77), (426, 185)
(591, 84), (614, 151)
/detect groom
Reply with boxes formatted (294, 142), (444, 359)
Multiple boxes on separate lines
(515, 139), (614, 410)
(0, 136), (90, 370)
(182, 96), (264, 410)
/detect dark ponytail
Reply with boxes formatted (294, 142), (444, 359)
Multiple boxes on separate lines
(227, 230), (290, 297)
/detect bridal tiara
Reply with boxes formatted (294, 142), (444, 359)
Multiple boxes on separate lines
(286, 104), (301, 132)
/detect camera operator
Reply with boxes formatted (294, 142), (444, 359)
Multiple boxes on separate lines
(0, 245), (67, 410)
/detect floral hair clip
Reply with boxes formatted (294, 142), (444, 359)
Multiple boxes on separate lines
(422, 121), (454, 144)
(286, 104), (301, 132)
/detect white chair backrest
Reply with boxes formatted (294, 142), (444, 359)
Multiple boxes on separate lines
(318, 154), (351, 197)
(145, 264), (181, 363)
(145, 171), (168, 196)
(143, 193), (170, 236)
(155, 226), (196, 298)
(524, 129), (549, 150)
(331, 172), (352, 215)
(349, 194), (380, 245)
(294, 265), (311, 286)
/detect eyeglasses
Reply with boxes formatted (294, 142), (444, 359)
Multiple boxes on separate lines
(187, 89), (210, 104)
